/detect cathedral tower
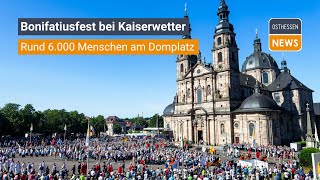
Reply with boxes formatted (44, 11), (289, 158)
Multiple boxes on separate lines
(176, 3), (197, 104)
(212, 0), (241, 111)
(176, 4), (197, 81)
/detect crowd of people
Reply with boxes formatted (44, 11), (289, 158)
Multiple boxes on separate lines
(0, 136), (316, 180)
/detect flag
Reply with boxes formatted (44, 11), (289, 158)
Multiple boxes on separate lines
(209, 146), (215, 154)
(85, 123), (90, 146)
(30, 123), (33, 132)
(90, 125), (94, 136)
(64, 124), (67, 131)
(315, 122), (319, 143)
(171, 161), (178, 169)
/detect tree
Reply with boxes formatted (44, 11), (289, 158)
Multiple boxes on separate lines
(69, 111), (87, 134)
(113, 124), (122, 134)
(20, 104), (38, 134)
(132, 116), (147, 126)
(0, 111), (9, 137)
(1, 103), (22, 136)
(147, 114), (163, 128)
(299, 148), (320, 167)
(42, 109), (87, 136)
(91, 115), (105, 135)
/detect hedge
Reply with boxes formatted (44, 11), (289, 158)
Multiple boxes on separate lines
(299, 148), (320, 167)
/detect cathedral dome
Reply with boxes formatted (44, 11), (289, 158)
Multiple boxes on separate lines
(163, 103), (174, 116)
(241, 32), (279, 72)
(236, 84), (280, 112)
(242, 52), (279, 72)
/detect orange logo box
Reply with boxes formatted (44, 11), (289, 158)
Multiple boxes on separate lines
(18, 39), (199, 55)
(269, 34), (302, 51)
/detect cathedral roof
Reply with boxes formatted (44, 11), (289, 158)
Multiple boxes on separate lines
(267, 70), (313, 92)
(240, 74), (258, 87)
(242, 52), (279, 72)
(163, 103), (175, 116)
(236, 84), (280, 112)
(314, 103), (320, 115)
(241, 32), (280, 72)
(240, 74), (268, 90)
(215, 0), (234, 34)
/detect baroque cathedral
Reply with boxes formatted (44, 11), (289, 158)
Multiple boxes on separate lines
(163, 0), (315, 146)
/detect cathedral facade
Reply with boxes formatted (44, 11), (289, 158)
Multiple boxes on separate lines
(163, 0), (315, 146)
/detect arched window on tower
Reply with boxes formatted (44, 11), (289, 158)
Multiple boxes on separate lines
(180, 63), (184, 73)
(197, 86), (202, 104)
(220, 124), (225, 134)
(249, 123), (255, 136)
(187, 88), (191, 98)
(217, 37), (222, 45)
(218, 52), (223, 63)
(262, 72), (269, 84)
(207, 85), (211, 95)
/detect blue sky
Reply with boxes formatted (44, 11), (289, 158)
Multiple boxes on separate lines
(0, 0), (319, 118)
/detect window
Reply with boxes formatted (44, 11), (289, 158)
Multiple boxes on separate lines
(234, 122), (239, 128)
(220, 124), (225, 134)
(249, 123), (255, 136)
(207, 85), (211, 95)
(180, 63), (184, 73)
(218, 52), (223, 62)
(187, 88), (191, 98)
(166, 123), (170, 129)
(217, 37), (222, 45)
(197, 86), (202, 103)
(262, 72), (269, 84)
(274, 93), (280, 103)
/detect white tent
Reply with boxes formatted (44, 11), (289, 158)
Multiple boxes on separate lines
(238, 159), (268, 169)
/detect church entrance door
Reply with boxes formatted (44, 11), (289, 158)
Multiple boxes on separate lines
(235, 137), (239, 144)
(198, 130), (203, 143)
